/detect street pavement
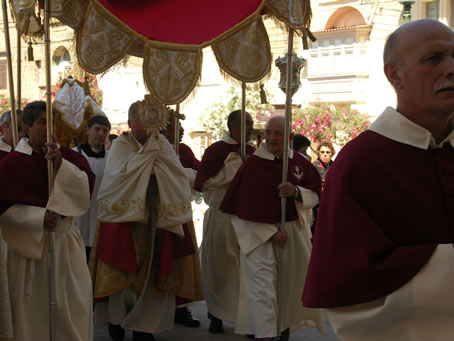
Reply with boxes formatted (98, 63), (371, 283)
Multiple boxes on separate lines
(94, 301), (340, 341)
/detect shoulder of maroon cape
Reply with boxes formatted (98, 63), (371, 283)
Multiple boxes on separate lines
(219, 151), (322, 224)
(193, 140), (255, 192)
(302, 129), (454, 308)
(179, 143), (201, 171)
(0, 150), (8, 160)
(0, 146), (96, 214)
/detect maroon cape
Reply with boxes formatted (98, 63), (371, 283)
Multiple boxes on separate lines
(303, 130), (454, 308)
(179, 143), (200, 171)
(0, 146), (95, 214)
(220, 151), (321, 224)
(194, 139), (255, 192)
(0, 150), (9, 160)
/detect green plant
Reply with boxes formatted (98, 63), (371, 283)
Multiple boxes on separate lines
(199, 81), (275, 139)
(292, 103), (370, 146)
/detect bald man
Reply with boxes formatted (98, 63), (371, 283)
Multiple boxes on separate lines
(303, 19), (454, 341)
(220, 116), (325, 341)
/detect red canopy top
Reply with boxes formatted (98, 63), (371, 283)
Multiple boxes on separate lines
(97, 0), (265, 46)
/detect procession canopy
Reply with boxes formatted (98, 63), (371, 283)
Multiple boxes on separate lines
(11, 0), (312, 104)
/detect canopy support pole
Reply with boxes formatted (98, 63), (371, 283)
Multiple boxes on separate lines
(1, 0), (19, 147)
(17, 26), (21, 110)
(174, 104), (180, 155)
(44, 1), (56, 340)
(240, 82), (246, 158)
(277, 27), (295, 338)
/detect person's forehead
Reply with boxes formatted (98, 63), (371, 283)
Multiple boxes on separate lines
(37, 111), (47, 120)
(401, 24), (454, 55)
(265, 119), (284, 131)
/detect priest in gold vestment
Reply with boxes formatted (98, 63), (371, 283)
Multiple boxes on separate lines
(90, 101), (203, 341)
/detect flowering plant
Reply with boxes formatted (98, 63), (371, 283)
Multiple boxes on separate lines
(0, 96), (29, 114)
(292, 103), (370, 146)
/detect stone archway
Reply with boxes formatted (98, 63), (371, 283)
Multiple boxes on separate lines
(325, 6), (366, 29)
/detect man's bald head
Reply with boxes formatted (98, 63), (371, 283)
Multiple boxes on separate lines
(384, 19), (453, 65)
(265, 115), (285, 129)
(383, 19), (454, 142)
(264, 116), (291, 158)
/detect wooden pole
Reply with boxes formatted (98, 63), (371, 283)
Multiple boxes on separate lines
(174, 104), (180, 155)
(277, 28), (295, 338)
(17, 26), (21, 110)
(240, 82), (246, 158)
(43, 0), (56, 339)
(1, 0), (18, 147)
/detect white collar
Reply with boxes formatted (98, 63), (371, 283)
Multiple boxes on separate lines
(15, 138), (62, 155)
(368, 107), (454, 150)
(222, 135), (239, 145)
(0, 137), (12, 153)
(221, 134), (255, 146)
(15, 138), (33, 155)
(254, 141), (294, 160)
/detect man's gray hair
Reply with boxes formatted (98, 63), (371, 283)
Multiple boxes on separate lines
(1, 110), (23, 127)
(128, 101), (142, 121)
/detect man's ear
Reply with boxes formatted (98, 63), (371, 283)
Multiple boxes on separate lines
(384, 63), (403, 90)
(23, 124), (30, 137)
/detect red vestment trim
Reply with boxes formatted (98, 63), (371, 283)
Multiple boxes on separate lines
(97, 222), (138, 274)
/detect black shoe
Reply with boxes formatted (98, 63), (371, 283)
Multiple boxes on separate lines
(208, 313), (224, 334)
(246, 334), (255, 339)
(174, 307), (201, 328)
(108, 323), (125, 341)
(278, 329), (290, 341)
(132, 331), (156, 341)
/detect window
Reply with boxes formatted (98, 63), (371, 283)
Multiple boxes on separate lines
(0, 60), (7, 90)
(426, 0), (440, 19)
(450, 0), (454, 28)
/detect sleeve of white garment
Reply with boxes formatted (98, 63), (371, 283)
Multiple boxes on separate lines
(0, 205), (46, 259)
(231, 216), (277, 256)
(295, 186), (319, 238)
(183, 168), (199, 198)
(297, 186), (319, 209)
(202, 152), (243, 190)
(47, 158), (91, 217)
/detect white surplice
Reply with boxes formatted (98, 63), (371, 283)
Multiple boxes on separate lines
(231, 143), (326, 338)
(199, 135), (244, 323)
(0, 139), (93, 341)
(73, 147), (107, 247)
(0, 137), (13, 341)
